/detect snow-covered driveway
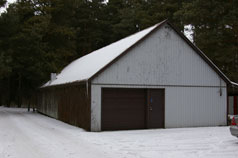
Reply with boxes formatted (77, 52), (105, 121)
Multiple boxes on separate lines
(0, 107), (237, 158)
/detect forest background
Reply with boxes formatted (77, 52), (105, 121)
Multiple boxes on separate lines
(0, 0), (237, 107)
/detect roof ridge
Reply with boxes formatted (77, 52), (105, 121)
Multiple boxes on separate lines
(42, 19), (232, 88)
(42, 20), (167, 88)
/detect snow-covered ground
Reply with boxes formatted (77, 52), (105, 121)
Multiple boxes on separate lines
(0, 107), (237, 158)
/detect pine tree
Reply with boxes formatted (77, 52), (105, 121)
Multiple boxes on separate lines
(176, 0), (238, 82)
(0, 0), (7, 7)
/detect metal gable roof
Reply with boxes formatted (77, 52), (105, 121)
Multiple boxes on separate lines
(42, 20), (233, 88)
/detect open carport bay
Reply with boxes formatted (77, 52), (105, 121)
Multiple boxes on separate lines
(0, 106), (237, 158)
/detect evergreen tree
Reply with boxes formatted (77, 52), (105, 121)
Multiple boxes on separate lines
(4, 0), (236, 106)
(0, 0), (78, 106)
(0, 2), (20, 106)
(176, 0), (238, 82)
(0, 0), (6, 7)
(73, 0), (110, 56)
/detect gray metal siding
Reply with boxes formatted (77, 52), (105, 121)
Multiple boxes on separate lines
(90, 24), (227, 131)
(92, 24), (226, 87)
(91, 85), (101, 131)
(164, 86), (226, 128)
(91, 84), (227, 131)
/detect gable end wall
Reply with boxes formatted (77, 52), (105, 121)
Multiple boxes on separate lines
(92, 24), (226, 86)
(90, 24), (227, 131)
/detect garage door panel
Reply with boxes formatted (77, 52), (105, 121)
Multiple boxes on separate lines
(101, 88), (165, 131)
(102, 88), (146, 131)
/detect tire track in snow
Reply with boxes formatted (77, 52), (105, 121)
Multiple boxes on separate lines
(0, 108), (48, 158)
(0, 107), (114, 158)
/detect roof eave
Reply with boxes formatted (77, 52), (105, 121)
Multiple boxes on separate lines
(89, 20), (232, 85)
(231, 81), (238, 88)
(40, 79), (88, 89)
(42, 20), (233, 87)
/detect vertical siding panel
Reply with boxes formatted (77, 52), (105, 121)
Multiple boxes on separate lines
(234, 96), (237, 115)
(38, 89), (58, 119)
(229, 96), (234, 115)
(90, 24), (227, 131)
(165, 86), (226, 128)
(90, 85), (227, 131)
(93, 24), (226, 87)
(236, 96), (238, 115)
(91, 85), (101, 131)
(38, 85), (90, 131)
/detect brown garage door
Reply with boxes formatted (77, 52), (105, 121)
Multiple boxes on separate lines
(101, 88), (165, 131)
(102, 88), (146, 131)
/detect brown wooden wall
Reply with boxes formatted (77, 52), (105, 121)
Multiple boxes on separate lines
(37, 84), (91, 131)
(37, 88), (58, 118)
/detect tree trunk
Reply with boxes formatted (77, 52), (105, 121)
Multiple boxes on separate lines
(28, 100), (30, 111)
(17, 74), (22, 108)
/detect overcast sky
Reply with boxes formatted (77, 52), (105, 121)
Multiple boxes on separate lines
(8, 0), (16, 3)
(0, 0), (16, 13)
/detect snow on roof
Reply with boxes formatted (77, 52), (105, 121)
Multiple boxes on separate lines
(43, 23), (161, 87)
(231, 81), (238, 87)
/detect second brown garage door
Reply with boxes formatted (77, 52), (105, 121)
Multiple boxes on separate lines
(101, 88), (165, 131)
(102, 88), (146, 130)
